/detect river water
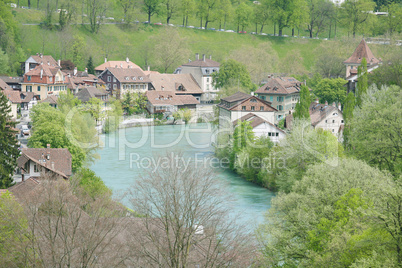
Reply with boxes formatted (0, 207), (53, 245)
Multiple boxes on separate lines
(91, 123), (275, 232)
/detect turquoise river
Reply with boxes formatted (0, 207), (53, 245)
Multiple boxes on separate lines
(91, 123), (275, 231)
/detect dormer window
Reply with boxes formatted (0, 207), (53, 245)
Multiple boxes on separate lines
(139, 77), (143, 81)
(49, 77), (53, 82)
(250, 98), (257, 102)
(27, 76), (31, 81)
(125, 76), (129, 80)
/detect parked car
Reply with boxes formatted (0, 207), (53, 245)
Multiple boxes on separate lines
(218, 29), (225, 32)
(21, 125), (30, 136)
(207, 28), (215, 31)
(168, 23), (174, 26)
(154, 22), (163, 25)
(239, 31), (247, 34)
(225, 30), (235, 32)
(187, 25), (194, 28)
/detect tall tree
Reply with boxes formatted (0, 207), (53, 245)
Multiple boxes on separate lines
(142, 0), (161, 23)
(86, 0), (107, 33)
(349, 85), (402, 177)
(314, 78), (348, 105)
(234, 2), (252, 32)
(179, 0), (195, 26)
(161, 0), (180, 24)
(268, 0), (306, 36)
(342, 91), (355, 149)
(356, 57), (368, 107)
(212, 59), (255, 92)
(118, 0), (135, 23)
(293, 85), (311, 120)
(341, 0), (376, 37)
(0, 92), (19, 188)
(217, 0), (232, 30)
(87, 56), (95, 75)
(306, 0), (334, 38)
(198, 0), (219, 29)
(253, 0), (271, 33)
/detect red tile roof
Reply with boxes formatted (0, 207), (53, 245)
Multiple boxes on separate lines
(182, 58), (220, 68)
(148, 73), (202, 94)
(30, 55), (58, 67)
(8, 178), (40, 199)
(2, 90), (22, 103)
(0, 78), (11, 90)
(25, 64), (60, 77)
(146, 91), (199, 106)
(233, 113), (285, 134)
(343, 39), (380, 65)
(105, 67), (151, 83)
(95, 60), (141, 71)
(256, 77), (302, 95)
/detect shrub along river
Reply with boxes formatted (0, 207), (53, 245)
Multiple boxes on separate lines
(91, 123), (275, 232)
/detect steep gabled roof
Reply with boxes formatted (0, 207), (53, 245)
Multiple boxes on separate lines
(233, 113), (285, 134)
(148, 73), (202, 94)
(309, 102), (343, 127)
(146, 91), (199, 106)
(256, 77), (302, 94)
(95, 60), (141, 71)
(2, 89), (21, 103)
(8, 178), (41, 199)
(0, 78), (12, 90)
(75, 86), (108, 102)
(103, 67), (151, 83)
(29, 55), (58, 67)
(41, 95), (58, 105)
(221, 91), (251, 103)
(343, 39), (380, 65)
(24, 64), (61, 77)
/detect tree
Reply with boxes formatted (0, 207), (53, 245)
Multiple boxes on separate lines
(161, 0), (180, 24)
(212, 59), (255, 93)
(231, 120), (255, 169)
(58, 3), (74, 31)
(142, 0), (161, 23)
(293, 85), (311, 120)
(198, 0), (219, 29)
(341, 0), (376, 38)
(313, 78), (348, 105)
(268, 0), (307, 36)
(0, 91), (19, 188)
(342, 91), (355, 149)
(179, 0), (195, 26)
(87, 56), (95, 74)
(71, 35), (86, 69)
(230, 43), (279, 85)
(234, 2), (252, 32)
(369, 50), (402, 88)
(118, 0), (136, 23)
(253, 0), (271, 34)
(306, 0), (334, 38)
(383, 2), (402, 35)
(71, 168), (111, 200)
(349, 85), (402, 177)
(258, 158), (397, 267)
(355, 58), (368, 108)
(128, 152), (254, 267)
(271, 119), (343, 192)
(216, 0), (232, 30)
(0, 50), (10, 75)
(150, 28), (190, 73)
(86, 0), (107, 33)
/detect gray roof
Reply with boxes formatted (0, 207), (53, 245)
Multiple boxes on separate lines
(75, 86), (108, 102)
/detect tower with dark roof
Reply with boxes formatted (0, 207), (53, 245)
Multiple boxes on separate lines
(343, 39), (381, 78)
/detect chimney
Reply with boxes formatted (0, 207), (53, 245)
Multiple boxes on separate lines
(338, 103), (342, 111)
(202, 54), (206, 61)
(40, 53), (43, 58)
(325, 101), (328, 106)
(47, 144), (50, 148)
(51, 162), (55, 170)
(85, 68), (88, 73)
(196, 53), (199, 60)
(47, 61), (50, 66)
(104, 57), (107, 63)
(332, 102), (336, 107)
(46, 144), (51, 160)
(147, 66), (150, 71)
(120, 63), (123, 68)
(161, 86), (164, 91)
(40, 68), (43, 79)
(315, 98), (319, 104)
(58, 59), (61, 67)
(73, 67), (77, 76)
(126, 57), (129, 63)
(209, 55), (212, 60)
(251, 92), (254, 96)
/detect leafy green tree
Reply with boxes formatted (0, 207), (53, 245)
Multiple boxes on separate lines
(212, 59), (255, 93)
(341, 0), (376, 38)
(122, 92), (147, 115)
(272, 119), (343, 192)
(356, 57), (368, 107)
(369, 50), (402, 88)
(143, 0), (161, 23)
(0, 49), (10, 75)
(71, 35), (86, 69)
(267, 0), (307, 36)
(180, 0), (195, 26)
(216, 0), (232, 30)
(161, 0), (180, 24)
(104, 97), (123, 133)
(258, 158), (396, 267)
(172, 108), (193, 124)
(234, 2), (252, 32)
(383, 2), (402, 35)
(118, 0), (136, 23)
(198, 0), (219, 29)
(314, 78), (348, 105)
(230, 120), (254, 170)
(58, 3), (74, 31)
(71, 168), (111, 200)
(0, 92), (19, 188)
(87, 56), (95, 75)
(349, 85), (402, 177)
(342, 91), (355, 149)
(293, 85), (311, 120)
(253, 0), (270, 33)
(86, 0), (108, 33)
(306, 0), (334, 38)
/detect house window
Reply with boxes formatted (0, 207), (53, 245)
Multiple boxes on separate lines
(341, 120), (344, 123)
(260, 106), (264, 111)
(27, 76), (31, 81)
(113, 77), (116, 82)
(275, 133), (279, 137)
(250, 98), (257, 102)
(37, 86), (41, 91)
(251, 106), (255, 111)
(242, 106), (246, 111)
(49, 76), (53, 82)
(332, 129), (334, 132)
(260, 96), (266, 100)
(107, 76), (111, 82)
(113, 84), (117, 89)
(277, 96), (284, 102)
(26, 86), (32, 92)
(325, 120), (328, 123)
(270, 96), (273, 102)
(332, 120), (335, 123)
(34, 164), (39, 173)
(207, 78), (209, 83)
(107, 83), (111, 89)
(277, 105), (283, 111)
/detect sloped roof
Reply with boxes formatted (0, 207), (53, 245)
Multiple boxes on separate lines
(20, 92), (39, 102)
(256, 77), (302, 94)
(95, 60), (141, 71)
(41, 95), (58, 105)
(146, 91), (199, 106)
(148, 73), (202, 94)
(8, 178), (40, 199)
(233, 113), (286, 133)
(18, 148), (72, 178)
(182, 58), (220, 68)
(221, 91), (251, 103)
(2, 89), (21, 103)
(75, 86), (108, 102)
(25, 64), (60, 77)
(343, 39), (380, 65)
(29, 55), (58, 67)
(309, 102), (343, 127)
(0, 78), (12, 90)
(104, 67), (151, 83)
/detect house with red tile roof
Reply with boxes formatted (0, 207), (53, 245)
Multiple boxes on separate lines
(65, 68), (105, 93)
(218, 91), (277, 129)
(147, 72), (203, 101)
(174, 54), (220, 102)
(255, 77), (306, 122)
(146, 90), (199, 114)
(99, 67), (151, 98)
(21, 64), (68, 100)
(23, 54), (60, 74)
(1, 89), (21, 119)
(233, 113), (286, 143)
(17, 145), (72, 181)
